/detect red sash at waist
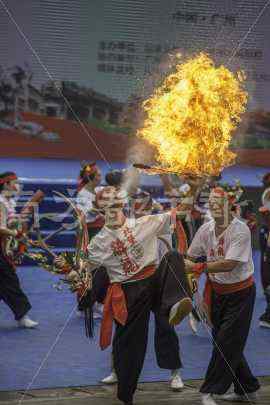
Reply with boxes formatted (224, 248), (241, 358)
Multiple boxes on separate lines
(211, 275), (254, 295)
(204, 275), (255, 319)
(100, 265), (156, 350)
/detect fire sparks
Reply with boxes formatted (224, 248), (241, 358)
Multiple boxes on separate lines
(137, 53), (248, 176)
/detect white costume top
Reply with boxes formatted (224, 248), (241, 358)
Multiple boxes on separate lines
(187, 217), (254, 284)
(76, 187), (103, 224)
(88, 213), (171, 283)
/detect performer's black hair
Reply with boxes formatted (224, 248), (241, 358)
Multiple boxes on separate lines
(262, 172), (270, 188)
(240, 200), (255, 219)
(105, 170), (124, 187)
(0, 171), (17, 193)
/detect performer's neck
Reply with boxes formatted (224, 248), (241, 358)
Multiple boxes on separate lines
(85, 182), (95, 193)
(214, 214), (233, 234)
(105, 210), (126, 229)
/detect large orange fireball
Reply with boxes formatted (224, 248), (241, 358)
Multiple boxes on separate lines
(137, 53), (248, 176)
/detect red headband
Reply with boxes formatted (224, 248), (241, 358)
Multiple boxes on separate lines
(0, 174), (17, 185)
(211, 187), (227, 197)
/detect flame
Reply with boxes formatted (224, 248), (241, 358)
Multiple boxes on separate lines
(137, 53), (248, 176)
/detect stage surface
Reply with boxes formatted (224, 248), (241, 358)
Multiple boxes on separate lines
(0, 252), (269, 392)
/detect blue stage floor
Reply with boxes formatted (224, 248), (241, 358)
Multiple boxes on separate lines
(0, 251), (269, 392)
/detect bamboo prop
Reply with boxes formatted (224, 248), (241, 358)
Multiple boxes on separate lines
(133, 163), (204, 179)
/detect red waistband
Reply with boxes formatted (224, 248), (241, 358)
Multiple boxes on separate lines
(203, 276), (255, 322)
(99, 265), (156, 350)
(211, 275), (254, 295)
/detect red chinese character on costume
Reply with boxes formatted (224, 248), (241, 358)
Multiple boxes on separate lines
(217, 238), (224, 257)
(111, 239), (127, 256)
(123, 227), (136, 245)
(111, 235), (140, 275)
(121, 256), (139, 276)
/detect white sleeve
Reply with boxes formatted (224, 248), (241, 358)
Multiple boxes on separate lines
(76, 193), (93, 216)
(140, 213), (171, 237)
(87, 237), (104, 266)
(225, 231), (251, 263)
(187, 228), (206, 258)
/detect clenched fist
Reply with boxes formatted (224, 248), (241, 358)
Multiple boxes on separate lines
(66, 270), (79, 283)
(54, 256), (67, 269)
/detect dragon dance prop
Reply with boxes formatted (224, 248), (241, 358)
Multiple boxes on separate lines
(136, 52), (248, 177)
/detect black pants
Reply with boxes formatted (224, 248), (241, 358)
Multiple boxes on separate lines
(89, 266), (182, 371)
(113, 251), (190, 403)
(260, 249), (270, 320)
(260, 250), (270, 291)
(154, 312), (182, 370)
(0, 254), (31, 321)
(200, 284), (260, 395)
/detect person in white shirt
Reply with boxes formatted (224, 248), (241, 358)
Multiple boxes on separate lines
(76, 162), (104, 237)
(185, 187), (260, 405)
(55, 185), (192, 405)
(76, 162), (107, 319)
(101, 182), (184, 391)
(0, 172), (38, 328)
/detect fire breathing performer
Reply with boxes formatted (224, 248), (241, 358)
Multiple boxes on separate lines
(185, 187), (260, 405)
(101, 169), (185, 390)
(0, 171), (38, 328)
(55, 185), (193, 405)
